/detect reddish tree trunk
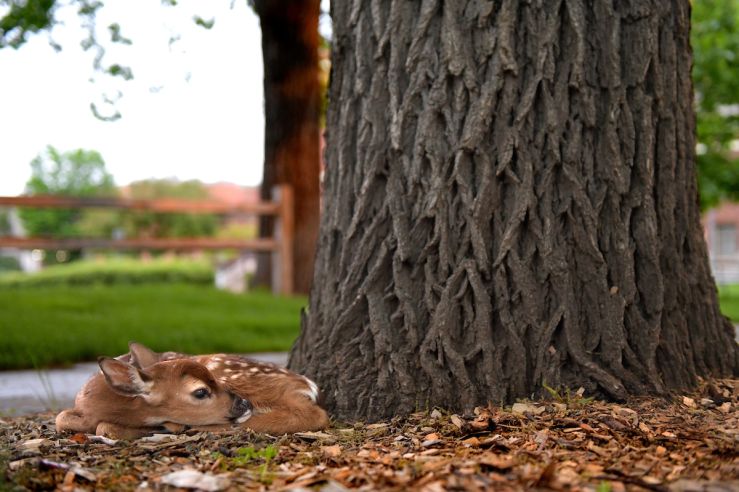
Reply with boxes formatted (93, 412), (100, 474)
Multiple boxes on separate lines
(253, 0), (321, 294)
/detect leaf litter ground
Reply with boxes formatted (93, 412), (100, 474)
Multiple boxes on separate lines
(1, 379), (737, 491)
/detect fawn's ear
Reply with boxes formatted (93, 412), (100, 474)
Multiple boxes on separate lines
(98, 357), (153, 396)
(128, 342), (161, 369)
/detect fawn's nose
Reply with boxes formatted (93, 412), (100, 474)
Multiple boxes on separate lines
(230, 395), (253, 421)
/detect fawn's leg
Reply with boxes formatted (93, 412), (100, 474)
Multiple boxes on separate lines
(160, 422), (233, 434)
(240, 403), (329, 434)
(95, 422), (159, 440)
(55, 409), (95, 434)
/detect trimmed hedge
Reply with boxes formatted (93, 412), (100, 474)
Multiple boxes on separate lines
(0, 258), (213, 288)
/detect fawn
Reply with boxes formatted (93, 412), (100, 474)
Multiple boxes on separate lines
(55, 342), (329, 439)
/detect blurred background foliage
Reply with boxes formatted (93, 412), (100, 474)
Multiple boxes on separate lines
(123, 179), (217, 239)
(0, 256), (212, 288)
(691, 0), (739, 209)
(18, 146), (218, 243)
(19, 146), (117, 240)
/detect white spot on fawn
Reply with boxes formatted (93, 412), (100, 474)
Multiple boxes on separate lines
(303, 377), (319, 402)
(235, 410), (252, 424)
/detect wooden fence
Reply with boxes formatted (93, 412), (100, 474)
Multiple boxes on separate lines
(0, 185), (295, 294)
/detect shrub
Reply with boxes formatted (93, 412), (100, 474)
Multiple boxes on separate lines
(0, 257), (213, 288)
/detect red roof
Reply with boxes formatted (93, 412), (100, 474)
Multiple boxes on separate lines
(711, 202), (739, 224)
(207, 182), (259, 206)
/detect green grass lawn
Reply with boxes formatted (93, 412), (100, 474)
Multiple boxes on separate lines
(718, 284), (739, 323)
(0, 283), (306, 370)
(0, 255), (735, 371)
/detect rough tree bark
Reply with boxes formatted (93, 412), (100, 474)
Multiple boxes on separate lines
(253, 0), (321, 294)
(290, 0), (739, 421)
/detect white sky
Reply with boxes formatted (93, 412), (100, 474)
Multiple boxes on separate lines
(0, 0), (283, 195)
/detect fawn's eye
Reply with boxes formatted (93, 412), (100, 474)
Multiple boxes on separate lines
(192, 388), (210, 400)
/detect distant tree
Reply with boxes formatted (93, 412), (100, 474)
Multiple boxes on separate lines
(1, 0), (139, 120)
(251, 0), (322, 294)
(0, 0), (59, 49)
(124, 179), (216, 239)
(692, 0), (739, 209)
(20, 146), (116, 237)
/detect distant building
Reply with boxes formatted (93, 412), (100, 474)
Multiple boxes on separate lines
(206, 182), (260, 229)
(207, 182), (260, 207)
(704, 202), (739, 284)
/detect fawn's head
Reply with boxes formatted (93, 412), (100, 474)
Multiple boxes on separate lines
(98, 357), (252, 426)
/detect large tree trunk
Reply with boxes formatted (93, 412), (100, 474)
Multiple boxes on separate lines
(290, 0), (739, 421)
(253, 0), (321, 294)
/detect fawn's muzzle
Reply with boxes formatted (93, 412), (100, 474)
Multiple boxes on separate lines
(230, 395), (253, 422)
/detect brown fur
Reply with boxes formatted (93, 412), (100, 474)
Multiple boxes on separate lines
(189, 354), (329, 434)
(56, 357), (246, 438)
(56, 343), (329, 439)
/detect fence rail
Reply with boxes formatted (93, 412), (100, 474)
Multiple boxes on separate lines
(0, 195), (281, 215)
(0, 237), (279, 251)
(0, 186), (294, 294)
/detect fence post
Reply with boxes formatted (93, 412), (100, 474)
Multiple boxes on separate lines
(272, 185), (294, 295)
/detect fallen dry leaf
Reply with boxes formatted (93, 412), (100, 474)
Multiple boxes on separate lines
(39, 459), (97, 482)
(449, 414), (465, 430)
(68, 433), (88, 444)
(321, 445), (342, 458)
(87, 435), (118, 445)
(159, 469), (230, 491)
(511, 402), (545, 415)
(478, 453), (514, 470)
(294, 431), (334, 441)
(18, 438), (51, 454)
(138, 433), (179, 443)
(461, 437), (481, 447)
